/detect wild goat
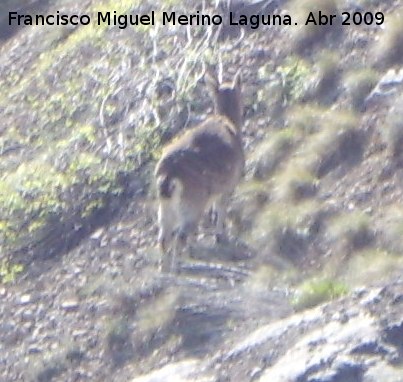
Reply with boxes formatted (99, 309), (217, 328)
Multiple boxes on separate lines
(154, 71), (244, 271)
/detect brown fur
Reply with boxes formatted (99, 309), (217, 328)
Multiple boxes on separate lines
(155, 72), (244, 271)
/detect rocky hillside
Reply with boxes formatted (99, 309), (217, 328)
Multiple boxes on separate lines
(0, 0), (402, 381)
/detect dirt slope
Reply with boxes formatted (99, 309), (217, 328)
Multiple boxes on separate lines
(0, 0), (403, 381)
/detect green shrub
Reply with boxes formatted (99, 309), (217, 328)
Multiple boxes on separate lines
(292, 278), (348, 310)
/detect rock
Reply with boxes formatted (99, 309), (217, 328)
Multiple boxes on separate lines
(307, 358), (365, 382)
(359, 287), (384, 306)
(257, 314), (376, 382)
(250, 367), (263, 380)
(90, 228), (104, 241)
(382, 319), (403, 349)
(365, 68), (403, 107)
(364, 361), (403, 382)
(223, 307), (322, 360)
(131, 360), (205, 382)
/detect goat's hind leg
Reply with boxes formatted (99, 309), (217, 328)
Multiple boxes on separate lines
(162, 215), (199, 273)
(157, 200), (177, 272)
(172, 194), (206, 270)
(213, 193), (231, 244)
(168, 227), (189, 272)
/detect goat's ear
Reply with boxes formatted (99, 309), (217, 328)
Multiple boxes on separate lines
(232, 70), (242, 90)
(205, 71), (219, 95)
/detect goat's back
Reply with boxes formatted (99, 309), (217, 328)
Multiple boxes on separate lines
(155, 115), (244, 198)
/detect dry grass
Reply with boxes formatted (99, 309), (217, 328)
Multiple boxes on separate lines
(136, 289), (178, 334)
(373, 10), (403, 67)
(341, 249), (403, 286)
(344, 68), (379, 111)
(289, 0), (340, 53)
(248, 200), (320, 262)
(310, 50), (340, 103)
(272, 164), (318, 202)
(326, 211), (373, 252)
(105, 318), (134, 366)
(287, 104), (327, 135)
(250, 128), (301, 179)
(377, 205), (403, 254)
(292, 109), (362, 177)
(244, 264), (298, 293)
(382, 95), (403, 158)
(229, 181), (269, 236)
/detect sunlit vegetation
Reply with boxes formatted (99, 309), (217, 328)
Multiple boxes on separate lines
(292, 277), (348, 310)
(373, 9), (403, 67)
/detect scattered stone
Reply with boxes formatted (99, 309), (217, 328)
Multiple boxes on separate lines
(20, 309), (35, 322)
(61, 299), (79, 311)
(19, 294), (31, 305)
(72, 329), (88, 338)
(382, 319), (403, 348)
(28, 346), (42, 354)
(90, 228), (104, 241)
